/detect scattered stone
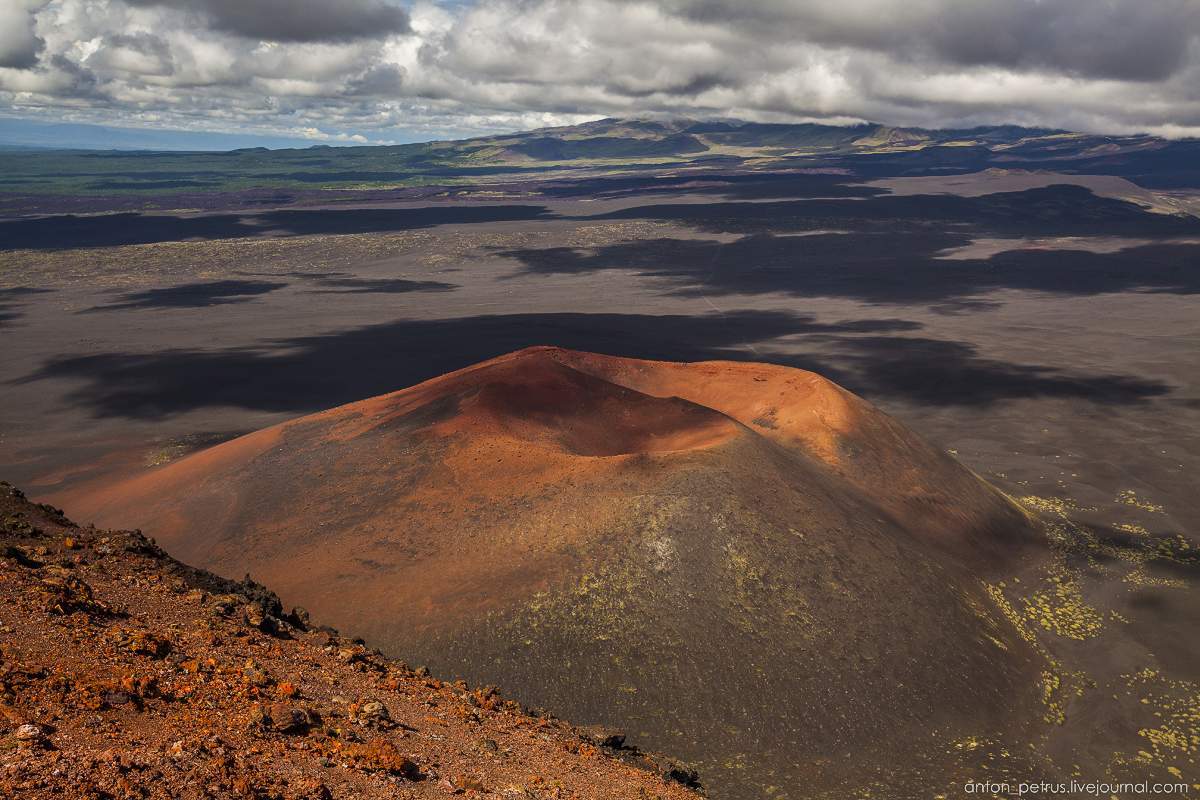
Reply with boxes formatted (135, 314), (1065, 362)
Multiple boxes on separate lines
(2, 513), (37, 536)
(14, 723), (44, 742)
(92, 675), (159, 710)
(242, 659), (273, 689)
(353, 699), (390, 726)
(661, 762), (702, 790)
(582, 726), (627, 750)
(443, 774), (489, 794)
(256, 613), (286, 637)
(38, 572), (113, 617)
(294, 778), (333, 800)
(211, 595), (241, 617)
(345, 738), (419, 778)
(248, 703), (268, 729)
(260, 702), (317, 735)
(2, 544), (42, 568)
(109, 627), (171, 658)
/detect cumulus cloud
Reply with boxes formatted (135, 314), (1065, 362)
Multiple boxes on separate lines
(87, 32), (174, 77)
(1, 0), (1199, 142)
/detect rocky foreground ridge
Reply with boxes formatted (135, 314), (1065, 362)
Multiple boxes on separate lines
(0, 481), (701, 799)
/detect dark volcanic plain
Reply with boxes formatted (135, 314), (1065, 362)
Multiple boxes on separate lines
(2, 120), (1200, 798)
(3, 175), (1198, 542)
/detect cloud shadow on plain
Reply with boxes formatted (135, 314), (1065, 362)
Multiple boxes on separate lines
(16, 310), (1169, 420)
(0, 205), (556, 251)
(82, 280), (288, 311)
(0, 286), (54, 327)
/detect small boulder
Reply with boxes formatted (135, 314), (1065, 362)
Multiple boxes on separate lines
(14, 723), (45, 746)
(211, 595), (241, 616)
(348, 738), (419, 778)
(353, 699), (390, 726)
(241, 659), (273, 689)
(267, 702), (317, 735)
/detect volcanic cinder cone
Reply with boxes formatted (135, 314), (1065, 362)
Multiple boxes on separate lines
(62, 347), (1050, 797)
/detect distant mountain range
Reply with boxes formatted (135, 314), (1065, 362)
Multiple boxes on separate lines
(427, 117), (1198, 188)
(457, 116), (1070, 160)
(2, 116), (1198, 198)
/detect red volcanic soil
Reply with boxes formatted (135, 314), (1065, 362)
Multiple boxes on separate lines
(0, 482), (701, 799)
(56, 348), (1055, 797)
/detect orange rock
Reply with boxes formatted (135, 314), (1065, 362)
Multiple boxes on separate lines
(346, 737), (419, 778)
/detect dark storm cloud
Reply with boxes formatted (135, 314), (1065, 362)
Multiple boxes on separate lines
(666, 0), (1200, 82)
(348, 63), (407, 96)
(124, 0), (410, 42)
(0, 2), (45, 69)
(0, 46), (42, 71)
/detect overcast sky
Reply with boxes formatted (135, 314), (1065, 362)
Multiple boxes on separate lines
(2, 0), (1199, 147)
